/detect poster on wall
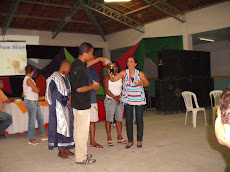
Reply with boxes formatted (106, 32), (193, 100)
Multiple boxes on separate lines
(0, 42), (27, 76)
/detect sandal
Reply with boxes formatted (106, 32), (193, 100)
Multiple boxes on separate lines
(117, 139), (128, 144)
(41, 134), (48, 141)
(125, 143), (133, 149)
(107, 140), (114, 146)
(90, 143), (104, 148)
(65, 150), (75, 156)
(28, 139), (39, 145)
(58, 154), (69, 159)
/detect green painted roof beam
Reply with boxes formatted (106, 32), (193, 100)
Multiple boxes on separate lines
(80, 0), (106, 42)
(52, 0), (81, 39)
(2, 0), (21, 35)
(139, 0), (185, 23)
(82, 0), (144, 33)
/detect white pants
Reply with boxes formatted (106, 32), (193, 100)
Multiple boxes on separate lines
(73, 108), (90, 162)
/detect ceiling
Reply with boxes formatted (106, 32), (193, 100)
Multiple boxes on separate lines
(0, 0), (226, 42)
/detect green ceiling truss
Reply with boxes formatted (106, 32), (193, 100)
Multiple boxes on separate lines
(79, 0), (107, 42)
(139, 0), (185, 23)
(81, 0), (145, 33)
(2, 0), (21, 35)
(52, 0), (81, 39)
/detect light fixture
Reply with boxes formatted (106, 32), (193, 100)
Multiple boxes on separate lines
(104, 0), (131, 2)
(199, 37), (214, 42)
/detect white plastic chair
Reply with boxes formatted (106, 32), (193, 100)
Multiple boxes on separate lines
(209, 90), (223, 125)
(181, 91), (207, 128)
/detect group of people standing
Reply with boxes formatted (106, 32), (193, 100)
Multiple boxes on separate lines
(1, 42), (149, 165)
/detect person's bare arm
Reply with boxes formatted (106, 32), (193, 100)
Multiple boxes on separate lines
(103, 75), (120, 105)
(26, 78), (40, 93)
(103, 75), (115, 98)
(108, 70), (125, 82)
(140, 71), (149, 87)
(92, 80), (100, 91)
(134, 71), (149, 87)
(87, 57), (108, 68)
(76, 82), (100, 92)
(4, 98), (14, 104)
(67, 96), (71, 107)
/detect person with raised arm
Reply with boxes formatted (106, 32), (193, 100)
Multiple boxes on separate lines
(69, 42), (107, 164)
(108, 57), (149, 148)
(103, 61), (127, 146)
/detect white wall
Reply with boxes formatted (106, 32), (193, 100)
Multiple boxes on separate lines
(0, 34), (39, 45)
(106, 1), (230, 51)
(0, 28), (107, 48)
(194, 40), (230, 76)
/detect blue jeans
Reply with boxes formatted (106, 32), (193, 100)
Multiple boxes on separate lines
(124, 104), (144, 142)
(0, 111), (12, 133)
(24, 99), (45, 139)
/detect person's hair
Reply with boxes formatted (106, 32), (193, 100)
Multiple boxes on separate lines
(25, 65), (34, 74)
(60, 60), (71, 67)
(219, 86), (230, 124)
(126, 56), (138, 70)
(112, 61), (121, 73)
(128, 56), (138, 64)
(79, 42), (94, 55)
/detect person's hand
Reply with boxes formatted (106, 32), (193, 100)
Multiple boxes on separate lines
(67, 97), (71, 107)
(107, 69), (115, 81)
(100, 58), (111, 66)
(9, 98), (15, 102)
(113, 96), (120, 105)
(134, 80), (143, 86)
(92, 81), (100, 90)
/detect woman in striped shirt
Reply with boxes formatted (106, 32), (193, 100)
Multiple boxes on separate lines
(109, 57), (149, 148)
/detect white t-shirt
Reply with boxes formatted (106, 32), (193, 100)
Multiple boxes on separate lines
(106, 79), (122, 99)
(23, 76), (38, 101)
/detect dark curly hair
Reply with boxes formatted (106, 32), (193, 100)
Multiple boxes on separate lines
(112, 61), (121, 73)
(219, 86), (230, 124)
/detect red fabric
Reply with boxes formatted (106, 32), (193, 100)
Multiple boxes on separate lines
(97, 101), (106, 122)
(116, 41), (141, 71)
(34, 75), (46, 97)
(0, 77), (12, 95)
(92, 56), (103, 82)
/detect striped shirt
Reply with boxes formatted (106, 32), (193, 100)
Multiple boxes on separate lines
(121, 69), (146, 105)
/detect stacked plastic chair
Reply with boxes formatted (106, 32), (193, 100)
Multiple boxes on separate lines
(209, 90), (223, 125)
(182, 91), (207, 128)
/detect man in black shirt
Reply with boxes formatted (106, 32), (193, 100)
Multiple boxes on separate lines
(69, 42), (107, 164)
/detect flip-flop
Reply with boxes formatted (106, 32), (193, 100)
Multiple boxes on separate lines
(28, 140), (39, 145)
(66, 151), (75, 156)
(58, 154), (69, 159)
(117, 139), (128, 144)
(107, 140), (114, 146)
(41, 137), (48, 141)
(90, 143), (104, 148)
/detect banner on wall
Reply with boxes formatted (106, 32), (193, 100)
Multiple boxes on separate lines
(0, 42), (27, 76)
